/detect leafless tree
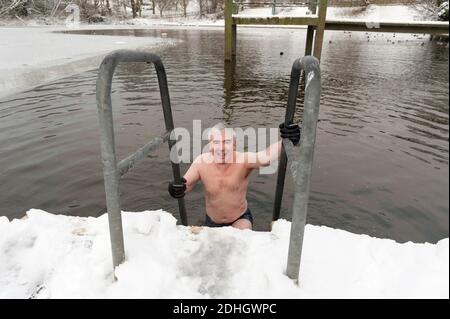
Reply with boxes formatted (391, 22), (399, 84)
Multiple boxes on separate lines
(154, 0), (174, 17)
(151, 0), (155, 14)
(197, 0), (206, 17)
(412, 0), (446, 19)
(0, 0), (26, 16)
(180, 0), (189, 17)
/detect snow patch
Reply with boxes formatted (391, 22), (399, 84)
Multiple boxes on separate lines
(0, 26), (177, 99)
(0, 209), (447, 298)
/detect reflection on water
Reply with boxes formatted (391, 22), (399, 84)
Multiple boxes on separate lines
(0, 28), (448, 243)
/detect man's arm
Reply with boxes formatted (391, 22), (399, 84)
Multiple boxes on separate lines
(245, 140), (282, 169)
(244, 122), (300, 169)
(183, 154), (202, 192)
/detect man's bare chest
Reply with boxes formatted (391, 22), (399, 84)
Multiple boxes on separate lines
(199, 164), (249, 193)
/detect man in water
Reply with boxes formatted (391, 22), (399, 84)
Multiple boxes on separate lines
(168, 122), (300, 230)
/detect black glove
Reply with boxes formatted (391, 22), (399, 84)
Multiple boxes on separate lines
(168, 177), (187, 199)
(280, 122), (301, 146)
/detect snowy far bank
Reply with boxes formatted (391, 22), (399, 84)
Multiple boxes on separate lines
(0, 4), (430, 98)
(235, 4), (423, 22)
(0, 209), (448, 299)
(0, 4), (427, 27)
(0, 26), (177, 99)
(52, 5), (427, 27)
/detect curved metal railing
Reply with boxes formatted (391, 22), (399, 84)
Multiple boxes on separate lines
(273, 56), (321, 282)
(96, 50), (187, 270)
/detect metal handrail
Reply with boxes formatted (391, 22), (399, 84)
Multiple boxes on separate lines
(273, 56), (321, 283)
(96, 50), (187, 271)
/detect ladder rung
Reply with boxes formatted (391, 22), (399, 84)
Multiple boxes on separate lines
(118, 130), (171, 176)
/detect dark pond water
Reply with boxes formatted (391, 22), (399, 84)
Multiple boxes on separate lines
(0, 27), (448, 243)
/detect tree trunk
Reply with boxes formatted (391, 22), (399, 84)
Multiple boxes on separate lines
(106, 0), (111, 14)
(130, 0), (137, 18)
(137, 0), (142, 17)
(152, 0), (155, 14)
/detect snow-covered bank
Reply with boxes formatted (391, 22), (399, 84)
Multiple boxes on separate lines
(235, 5), (424, 22)
(0, 209), (447, 299)
(0, 26), (177, 99)
(329, 4), (423, 22)
(57, 5), (426, 27)
(0, 4), (438, 98)
(0, 4), (427, 29)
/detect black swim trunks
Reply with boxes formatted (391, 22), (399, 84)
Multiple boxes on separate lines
(204, 207), (254, 228)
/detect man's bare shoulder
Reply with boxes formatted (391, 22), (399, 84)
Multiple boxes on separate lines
(193, 153), (214, 166)
(236, 151), (256, 165)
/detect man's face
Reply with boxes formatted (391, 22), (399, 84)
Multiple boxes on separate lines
(209, 129), (235, 164)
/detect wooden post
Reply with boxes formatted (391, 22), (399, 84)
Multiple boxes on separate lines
(225, 0), (235, 61)
(223, 58), (236, 117)
(232, 24), (237, 56)
(305, 25), (315, 56)
(313, 0), (328, 61)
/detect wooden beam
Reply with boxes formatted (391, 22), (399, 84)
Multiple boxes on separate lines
(231, 17), (448, 36)
(325, 20), (449, 35)
(233, 16), (319, 26)
(313, 0), (328, 61)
